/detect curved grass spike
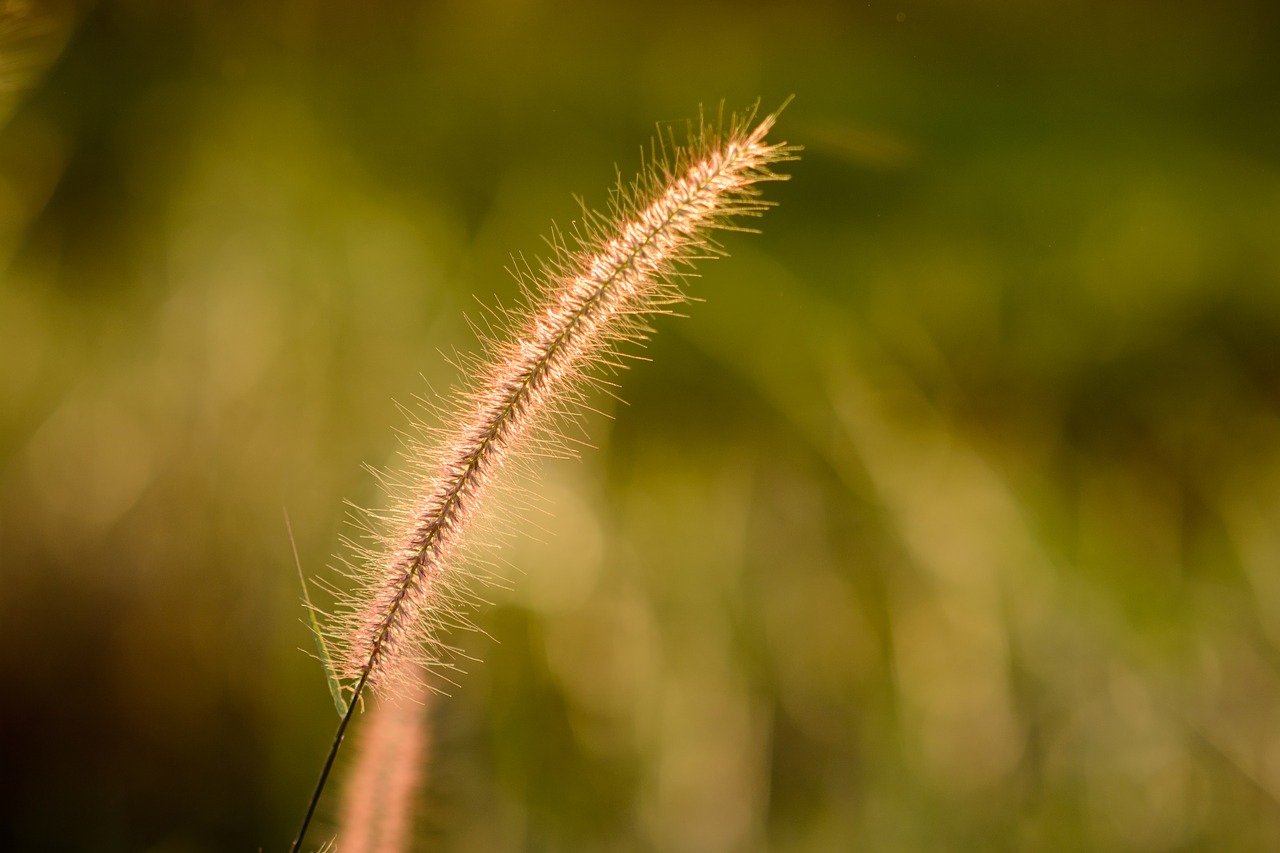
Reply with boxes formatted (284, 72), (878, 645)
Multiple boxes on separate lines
(337, 673), (430, 852)
(292, 101), (797, 851)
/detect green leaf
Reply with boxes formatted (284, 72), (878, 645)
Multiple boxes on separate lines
(286, 510), (349, 717)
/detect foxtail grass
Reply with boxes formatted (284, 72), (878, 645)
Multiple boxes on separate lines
(292, 101), (796, 852)
(337, 673), (430, 853)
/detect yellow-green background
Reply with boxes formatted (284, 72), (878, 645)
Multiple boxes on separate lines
(3, 1), (1279, 850)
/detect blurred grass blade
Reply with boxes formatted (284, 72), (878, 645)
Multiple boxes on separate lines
(287, 509), (349, 717)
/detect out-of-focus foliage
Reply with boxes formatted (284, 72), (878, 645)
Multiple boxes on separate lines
(2, 1), (1279, 850)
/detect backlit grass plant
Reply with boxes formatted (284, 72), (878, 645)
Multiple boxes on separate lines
(292, 102), (797, 852)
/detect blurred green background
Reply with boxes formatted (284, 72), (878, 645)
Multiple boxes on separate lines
(3, 0), (1280, 850)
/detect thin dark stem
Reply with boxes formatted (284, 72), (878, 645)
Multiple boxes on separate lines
(290, 668), (371, 853)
